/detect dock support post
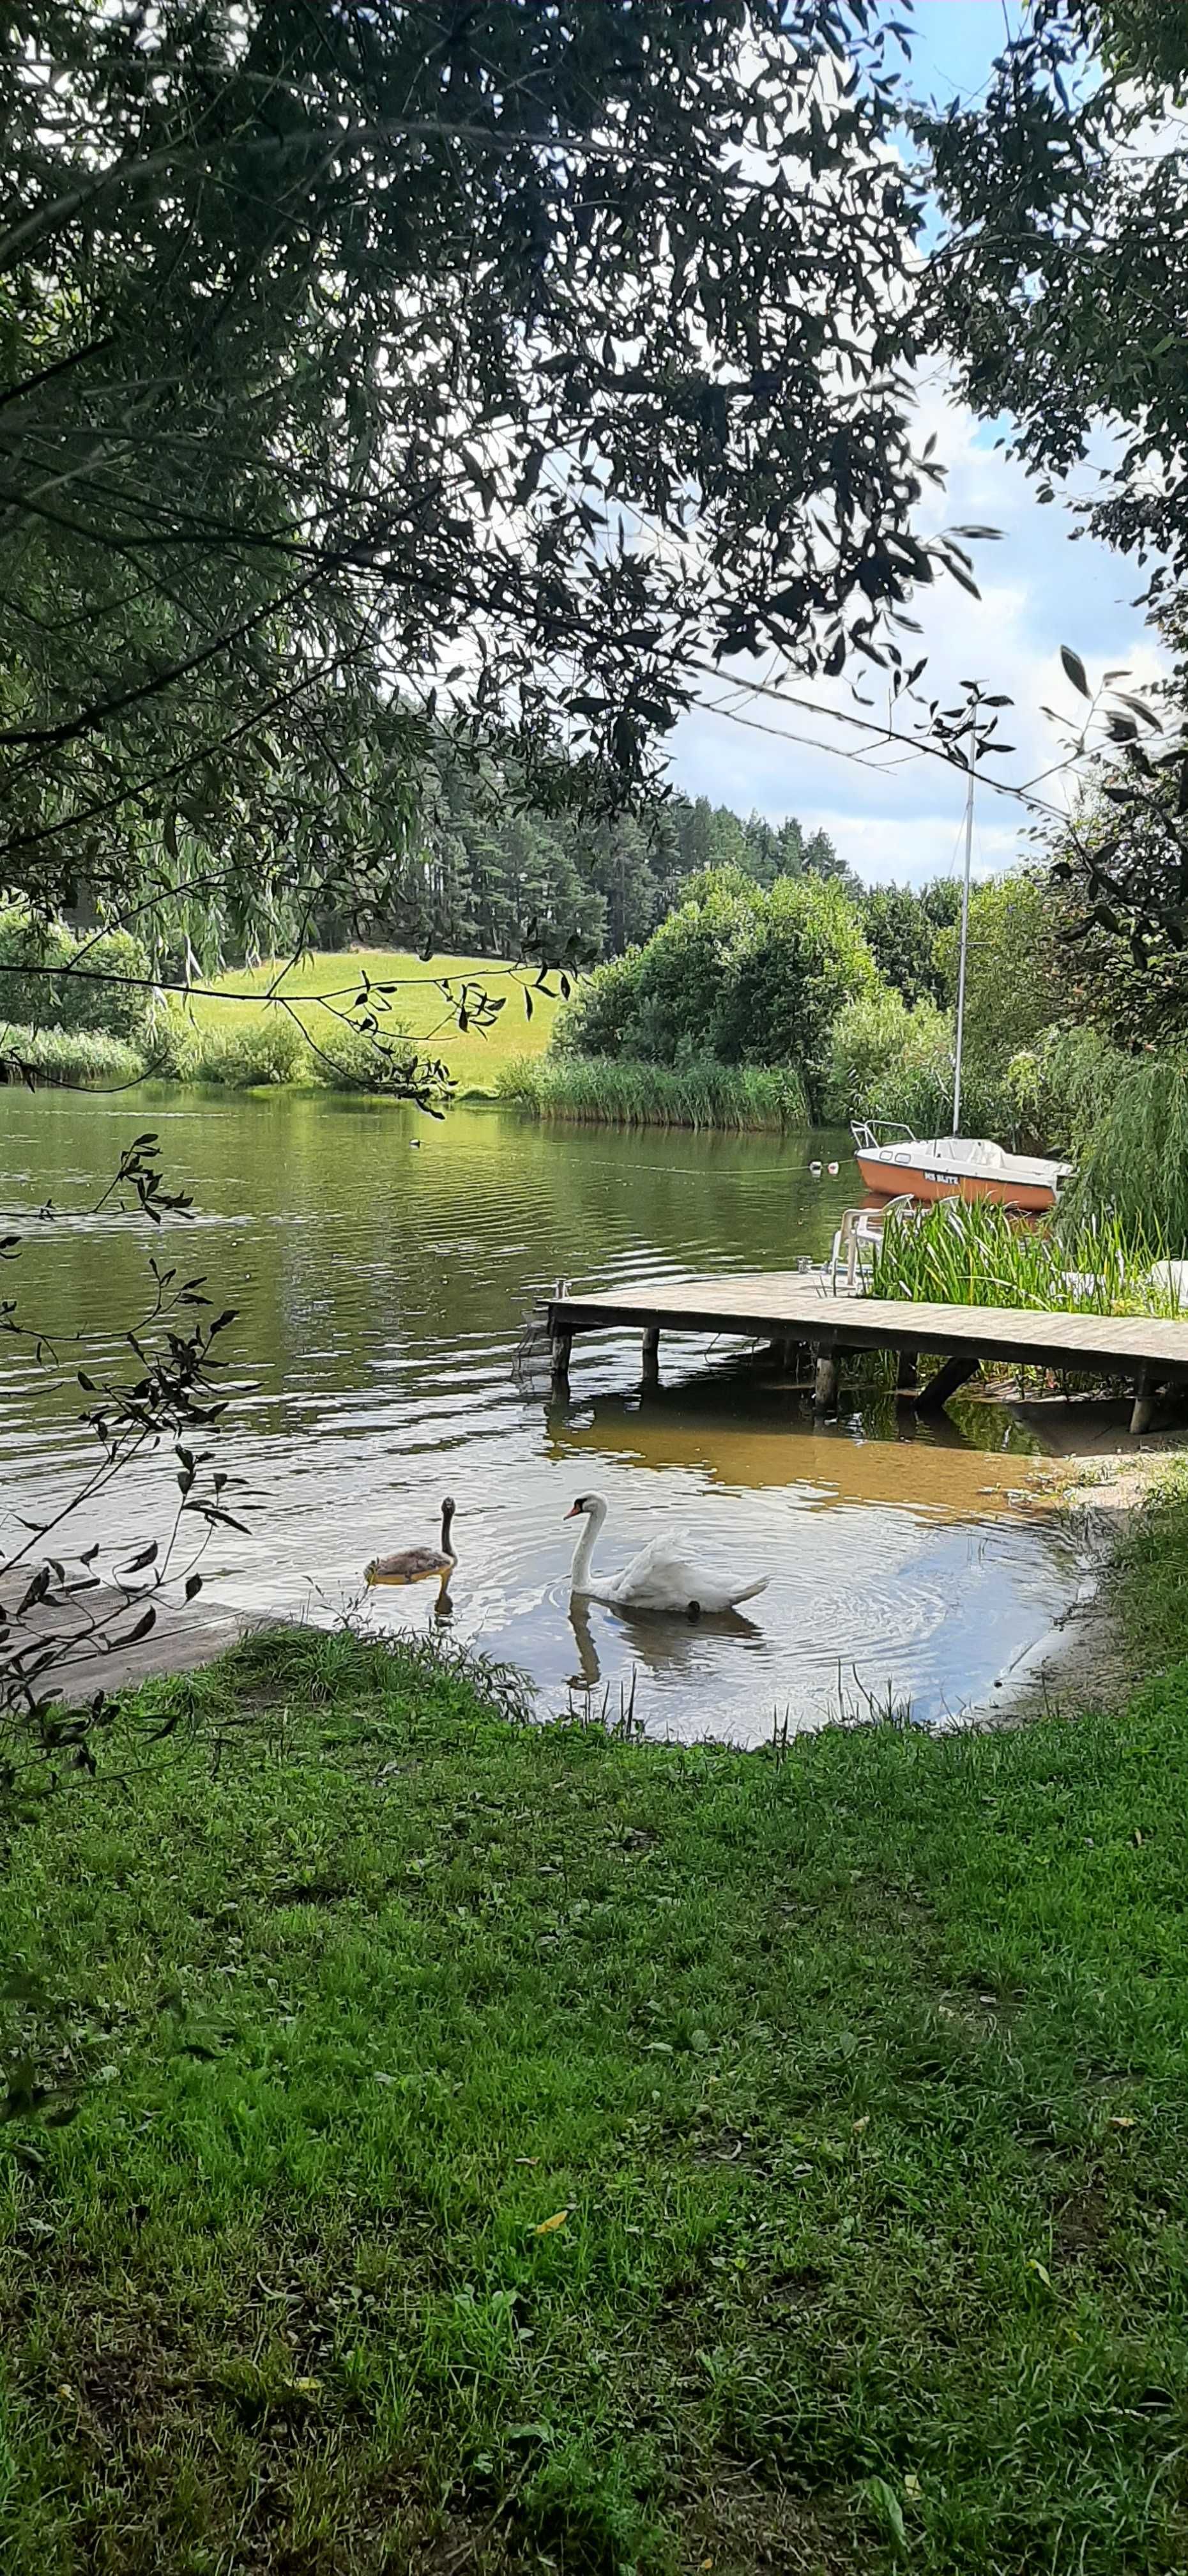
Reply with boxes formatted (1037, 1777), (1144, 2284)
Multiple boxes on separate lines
(762, 1335), (798, 1372)
(549, 1329), (572, 1395)
(1131, 1368), (1155, 1436)
(896, 1347), (919, 1392)
(813, 1347), (839, 1416)
(642, 1324), (660, 1387)
(915, 1353), (980, 1415)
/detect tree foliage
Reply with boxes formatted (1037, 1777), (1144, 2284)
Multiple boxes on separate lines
(919, 3), (1188, 581)
(934, 875), (1069, 1075)
(860, 878), (960, 1005)
(825, 984), (953, 1126)
(1040, 780), (1188, 1047)
(917, 11), (1188, 1034)
(0, 0), (967, 968)
(552, 866), (876, 1089)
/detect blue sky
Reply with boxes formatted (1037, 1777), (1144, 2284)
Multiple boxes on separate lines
(667, 3), (1158, 887)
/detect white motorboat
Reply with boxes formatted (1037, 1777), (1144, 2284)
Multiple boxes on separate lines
(851, 1122), (1072, 1213)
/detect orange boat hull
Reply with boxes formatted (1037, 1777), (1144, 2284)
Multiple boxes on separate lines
(855, 1154), (1058, 1213)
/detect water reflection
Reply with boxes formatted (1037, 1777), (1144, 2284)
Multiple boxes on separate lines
(545, 1376), (1027, 1519)
(565, 1588), (765, 1696)
(0, 1089), (1078, 1741)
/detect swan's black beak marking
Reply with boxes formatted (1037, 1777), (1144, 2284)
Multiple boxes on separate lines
(565, 1498), (584, 1519)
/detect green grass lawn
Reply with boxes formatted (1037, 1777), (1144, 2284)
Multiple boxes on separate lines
(4, 1490), (1188, 2573)
(180, 949), (560, 1091)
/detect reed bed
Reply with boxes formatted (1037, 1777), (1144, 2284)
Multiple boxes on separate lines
(0, 1021), (147, 1087)
(868, 1197), (1184, 1319)
(496, 1053), (809, 1131)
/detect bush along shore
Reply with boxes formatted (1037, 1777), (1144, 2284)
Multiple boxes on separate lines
(6, 1475), (1188, 2573)
(0, 1013), (427, 1096)
(0, 914), (560, 1097)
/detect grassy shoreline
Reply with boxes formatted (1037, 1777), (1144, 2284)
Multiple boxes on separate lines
(178, 947), (560, 1093)
(4, 1483), (1188, 2572)
(496, 1053), (809, 1131)
(0, 951), (560, 1098)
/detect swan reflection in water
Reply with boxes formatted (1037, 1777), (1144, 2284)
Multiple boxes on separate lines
(566, 1590), (764, 1694)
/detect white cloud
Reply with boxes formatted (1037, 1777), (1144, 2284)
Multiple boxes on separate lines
(666, 375), (1168, 887)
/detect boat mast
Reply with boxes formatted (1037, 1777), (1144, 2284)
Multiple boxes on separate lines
(952, 731), (975, 1135)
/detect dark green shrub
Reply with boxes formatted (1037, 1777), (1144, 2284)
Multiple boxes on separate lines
(314, 1020), (418, 1092)
(552, 866), (875, 1093)
(56, 928), (151, 1041)
(0, 908), (74, 1027)
(0, 908), (151, 1041)
(187, 1014), (311, 1087)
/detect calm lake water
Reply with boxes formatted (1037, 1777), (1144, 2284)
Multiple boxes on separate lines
(0, 1089), (1077, 1743)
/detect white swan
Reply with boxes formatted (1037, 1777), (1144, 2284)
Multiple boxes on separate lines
(565, 1492), (768, 1617)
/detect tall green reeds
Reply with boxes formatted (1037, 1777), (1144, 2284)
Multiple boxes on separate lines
(0, 1022), (147, 1087)
(496, 1053), (809, 1131)
(869, 1197), (1182, 1319)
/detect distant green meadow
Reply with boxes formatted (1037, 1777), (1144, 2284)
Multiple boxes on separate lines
(176, 947), (561, 1091)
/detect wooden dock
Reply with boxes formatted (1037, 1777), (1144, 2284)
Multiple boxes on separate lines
(545, 1275), (1188, 1432)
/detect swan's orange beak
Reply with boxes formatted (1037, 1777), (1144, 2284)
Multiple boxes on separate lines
(565, 1501), (583, 1519)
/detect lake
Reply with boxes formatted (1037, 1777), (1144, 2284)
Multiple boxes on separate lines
(0, 1088), (1077, 1743)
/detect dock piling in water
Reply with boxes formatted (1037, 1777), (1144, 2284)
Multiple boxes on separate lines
(915, 1351), (981, 1415)
(812, 1347), (839, 1415)
(1131, 1368), (1155, 1436)
(545, 1276), (1188, 1429)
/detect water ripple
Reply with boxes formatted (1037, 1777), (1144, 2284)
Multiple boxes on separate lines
(0, 1092), (1077, 1740)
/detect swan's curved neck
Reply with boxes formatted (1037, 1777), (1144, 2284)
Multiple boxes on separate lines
(569, 1500), (605, 1593)
(441, 1502), (457, 1561)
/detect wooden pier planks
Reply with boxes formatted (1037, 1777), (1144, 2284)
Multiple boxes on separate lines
(545, 1275), (1188, 1428)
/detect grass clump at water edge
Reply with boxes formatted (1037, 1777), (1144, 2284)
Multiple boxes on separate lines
(497, 1051), (809, 1131)
(0, 1021), (148, 1088)
(868, 1195), (1183, 1317)
(7, 1521), (1188, 2573)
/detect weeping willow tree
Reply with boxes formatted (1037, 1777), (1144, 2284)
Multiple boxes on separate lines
(1068, 1055), (1188, 1250)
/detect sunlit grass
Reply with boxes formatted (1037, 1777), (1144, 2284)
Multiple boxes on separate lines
(7, 1486), (1188, 2571)
(176, 948), (560, 1090)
